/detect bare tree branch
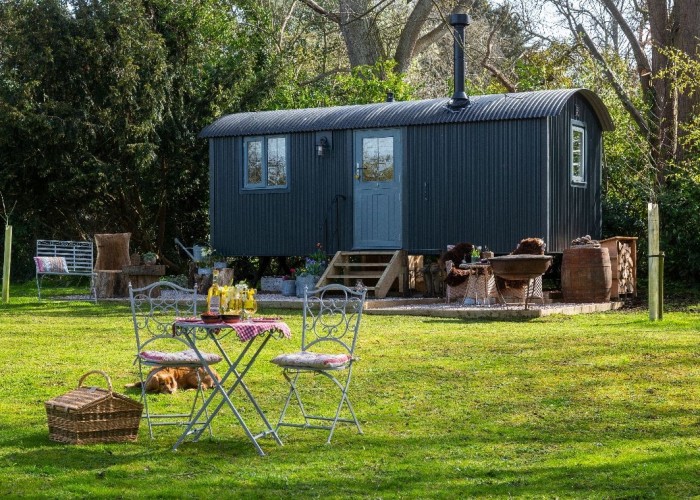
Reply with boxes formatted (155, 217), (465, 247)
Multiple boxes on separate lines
(298, 0), (340, 23)
(481, 19), (517, 92)
(278, 0), (299, 52)
(577, 24), (649, 136)
(0, 192), (17, 226)
(599, 0), (652, 89)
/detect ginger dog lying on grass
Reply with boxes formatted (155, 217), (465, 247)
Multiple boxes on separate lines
(126, 367), (221, 394)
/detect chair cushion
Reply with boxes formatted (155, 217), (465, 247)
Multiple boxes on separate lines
(270, 351), (353, 370)
(34, 256), (68, 274)
(139, 349), (222, 366)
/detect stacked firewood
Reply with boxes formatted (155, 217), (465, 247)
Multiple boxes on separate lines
(617, 240), (635, 294)
(570, 235), (600, 247)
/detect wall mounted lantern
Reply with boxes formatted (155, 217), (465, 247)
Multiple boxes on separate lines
(316, 136), (330, 157)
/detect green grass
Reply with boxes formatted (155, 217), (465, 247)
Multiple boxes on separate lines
(1, 282), (700, 498)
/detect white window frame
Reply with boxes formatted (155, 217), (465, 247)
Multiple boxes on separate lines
(571, 121), (586, 186)
(243, 135), (288, 190)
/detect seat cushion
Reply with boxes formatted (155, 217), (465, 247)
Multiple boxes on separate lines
(139, 349), (222, 366)
(34, 256), (68, 274)
(270, 351), (353, 370)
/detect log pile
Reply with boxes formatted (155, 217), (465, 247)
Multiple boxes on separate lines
(600, 237), (637, 299)
(616, 240), (635, 295)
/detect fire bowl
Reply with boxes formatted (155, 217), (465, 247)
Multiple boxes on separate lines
(488, 255), (553, 281)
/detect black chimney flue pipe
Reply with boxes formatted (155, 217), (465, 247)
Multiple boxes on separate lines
(448, 12), (471, 110)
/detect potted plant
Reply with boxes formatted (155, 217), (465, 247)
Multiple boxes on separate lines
(197, 246), (215, 275)
(281, 269), (297, 296)
(142, 251), (158, 266)
(296, 243), (327, 298)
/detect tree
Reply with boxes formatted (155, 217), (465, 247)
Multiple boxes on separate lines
(0, 0), (277, 277)
(522, 0), (700, 192)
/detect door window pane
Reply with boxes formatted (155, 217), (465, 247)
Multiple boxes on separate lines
(362, 137), (394, 182)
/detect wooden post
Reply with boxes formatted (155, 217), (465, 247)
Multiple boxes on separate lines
(2, 225), (11, 303)
(648, 203), (661, 321)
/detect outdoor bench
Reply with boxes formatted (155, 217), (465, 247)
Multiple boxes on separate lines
(34, 239), (96, 301)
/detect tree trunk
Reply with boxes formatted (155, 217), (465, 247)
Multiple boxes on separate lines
(673, 0), (700, 156)
(338, 0), (385, 67)
(95, 270), (129, 298)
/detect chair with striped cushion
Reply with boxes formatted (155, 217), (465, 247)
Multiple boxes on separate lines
(272, 284), (367, 443)
(129, 281), (221, 439)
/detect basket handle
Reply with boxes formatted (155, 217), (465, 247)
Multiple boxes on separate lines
(78, 370), (113, 393)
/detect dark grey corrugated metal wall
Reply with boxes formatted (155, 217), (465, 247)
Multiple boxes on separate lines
(404, 119), (549, 255)
(209, 131), (354, 257)
(208, 98), (604, 257)
(548, 95), (603, 252)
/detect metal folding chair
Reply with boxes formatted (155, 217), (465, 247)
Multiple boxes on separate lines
(129, 281), (221, 439)
(272, 284), (367, 443)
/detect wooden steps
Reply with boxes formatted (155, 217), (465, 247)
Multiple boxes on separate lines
(317, 250), (407, 298)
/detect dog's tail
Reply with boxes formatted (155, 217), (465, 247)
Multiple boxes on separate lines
(124, 381), (144, 390)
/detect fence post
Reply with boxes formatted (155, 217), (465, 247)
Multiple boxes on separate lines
(2, 224), (11, 303)
(648, 203), (661, 321)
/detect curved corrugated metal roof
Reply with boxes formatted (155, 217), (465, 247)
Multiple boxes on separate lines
(199, 88), (614, 138)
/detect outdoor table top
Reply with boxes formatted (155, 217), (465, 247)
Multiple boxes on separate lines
(173, 318), (292, 342)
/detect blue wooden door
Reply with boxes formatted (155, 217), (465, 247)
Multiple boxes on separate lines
(353, 129), (402, 249)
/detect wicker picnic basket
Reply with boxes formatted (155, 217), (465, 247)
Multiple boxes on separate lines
(45, 370), (143, 444)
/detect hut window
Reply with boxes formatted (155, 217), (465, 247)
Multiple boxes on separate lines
(244, 136), (287, 189)
(570, 123), (586, 186)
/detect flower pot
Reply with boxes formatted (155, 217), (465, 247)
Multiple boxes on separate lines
(260, 276), (284, 293)
(281, 280), (296, 297)
(295, 275), (318, 298)
(143, 257), (157, 266)
(198, 267), (212, 276)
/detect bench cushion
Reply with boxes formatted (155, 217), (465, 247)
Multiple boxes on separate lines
(34, 256), (69, 274)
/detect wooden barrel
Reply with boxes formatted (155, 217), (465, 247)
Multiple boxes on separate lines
(561, 247), (612, 303)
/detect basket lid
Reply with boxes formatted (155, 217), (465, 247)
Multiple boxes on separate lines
(45, 370), (142, 412)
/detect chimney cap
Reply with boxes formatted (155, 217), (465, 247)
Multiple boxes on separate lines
(449, 13), (471, 27)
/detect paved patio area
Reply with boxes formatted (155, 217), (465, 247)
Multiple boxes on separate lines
(256, 293), (625, 319)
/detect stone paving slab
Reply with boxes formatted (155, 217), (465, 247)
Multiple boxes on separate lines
(363, 300), (625, 319)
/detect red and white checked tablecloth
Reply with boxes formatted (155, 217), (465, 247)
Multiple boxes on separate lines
(174, 319), (291, 342)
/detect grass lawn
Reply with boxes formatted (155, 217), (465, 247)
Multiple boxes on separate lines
(1, 281), (699, 498)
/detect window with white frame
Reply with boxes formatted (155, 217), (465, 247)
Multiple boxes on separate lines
(571, 122), (586, 185)
(244, 136), (288, 189)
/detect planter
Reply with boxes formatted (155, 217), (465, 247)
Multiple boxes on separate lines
(295, 275), (319, 298)
(197, 267), (212, 276)
(260, 276), (285, 293)
(281, 280), (296, 297)
(488, 255), (553, 281)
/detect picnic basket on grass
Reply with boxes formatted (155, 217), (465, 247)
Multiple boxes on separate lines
(45, 370), (143, 444)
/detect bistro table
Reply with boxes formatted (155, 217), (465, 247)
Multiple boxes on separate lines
(458, 262), (498, 305)
(171, 318), (291, 455)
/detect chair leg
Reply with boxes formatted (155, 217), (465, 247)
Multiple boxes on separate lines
(137, 366), (214, 439)
(139, 382), (155, 440)
(276, 371), (311, 431)
(325, 370), (362, 444)
(276, 368), (362, 444)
